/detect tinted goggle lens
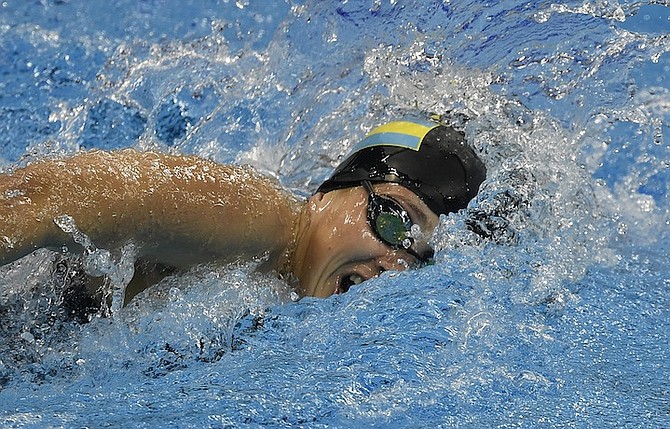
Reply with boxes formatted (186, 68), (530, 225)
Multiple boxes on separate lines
(368, 194), (414, 250)
(362, 181), (433, 264)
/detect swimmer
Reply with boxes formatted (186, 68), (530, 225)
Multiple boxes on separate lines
(0, 118), (486, 302)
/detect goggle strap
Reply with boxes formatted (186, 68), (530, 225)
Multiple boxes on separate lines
(362, 180), (375, 195)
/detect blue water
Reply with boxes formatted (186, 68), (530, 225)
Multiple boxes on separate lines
(1, 1), (669, 428)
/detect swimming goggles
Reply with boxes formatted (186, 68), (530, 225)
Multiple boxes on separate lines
(362, 181), (431, 264)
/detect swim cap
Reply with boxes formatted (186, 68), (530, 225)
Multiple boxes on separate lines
(317, 119), (486, 215)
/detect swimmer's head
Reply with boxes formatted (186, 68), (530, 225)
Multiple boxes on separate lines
(317, 118), (487, 216)
(293, 117), (487, 297)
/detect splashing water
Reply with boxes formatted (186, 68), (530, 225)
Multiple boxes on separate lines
(53, 214), (137, 314)
(0, 1), (668, 427)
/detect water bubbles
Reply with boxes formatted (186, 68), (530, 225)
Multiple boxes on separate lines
(289, 290), (300, 302)
(80, 98), (146, 150)
(533, 11), (550, 23)
(549, 1), (625, 22)
(155, 99), (192, 146)
(409, 223), (426, 243)
(53, 214), (93, 250)
(74, 261), (294, 376)
(370, 0), (382, 13)
(0, 1), (668, 426)
(19, 332), (35, 343)
(53, 214), (137, 313)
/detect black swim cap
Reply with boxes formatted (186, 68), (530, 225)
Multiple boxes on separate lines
(317, 119), (486, 215)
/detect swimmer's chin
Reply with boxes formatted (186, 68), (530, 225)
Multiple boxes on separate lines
(304, 279), (338, 298)
(301, 274), (340, 298)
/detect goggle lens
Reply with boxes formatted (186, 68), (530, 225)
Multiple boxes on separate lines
(362, 180), (429, 263)
(369, 199), (413, 249)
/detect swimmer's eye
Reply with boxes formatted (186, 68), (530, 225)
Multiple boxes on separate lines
(362, 181), (429, 263)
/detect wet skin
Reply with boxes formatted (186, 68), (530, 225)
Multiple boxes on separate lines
(0, 150), (439, 303)
(291, 182), (439, 297)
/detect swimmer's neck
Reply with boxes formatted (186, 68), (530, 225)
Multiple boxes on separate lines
(274, 200), (310, 290)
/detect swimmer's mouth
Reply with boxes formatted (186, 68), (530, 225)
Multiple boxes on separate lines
(336, 273), (366, 294)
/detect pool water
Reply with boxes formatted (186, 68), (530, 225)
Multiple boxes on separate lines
(1, 1), (669, 428)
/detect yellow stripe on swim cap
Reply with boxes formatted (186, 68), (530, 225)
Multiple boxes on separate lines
(353, 120), (439, 152)
(367, 120), (436, 139)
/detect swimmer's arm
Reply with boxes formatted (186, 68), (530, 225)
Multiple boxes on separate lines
(0, 150), (298, 269)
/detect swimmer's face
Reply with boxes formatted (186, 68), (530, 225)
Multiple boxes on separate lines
(294, 182), (439, 297)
